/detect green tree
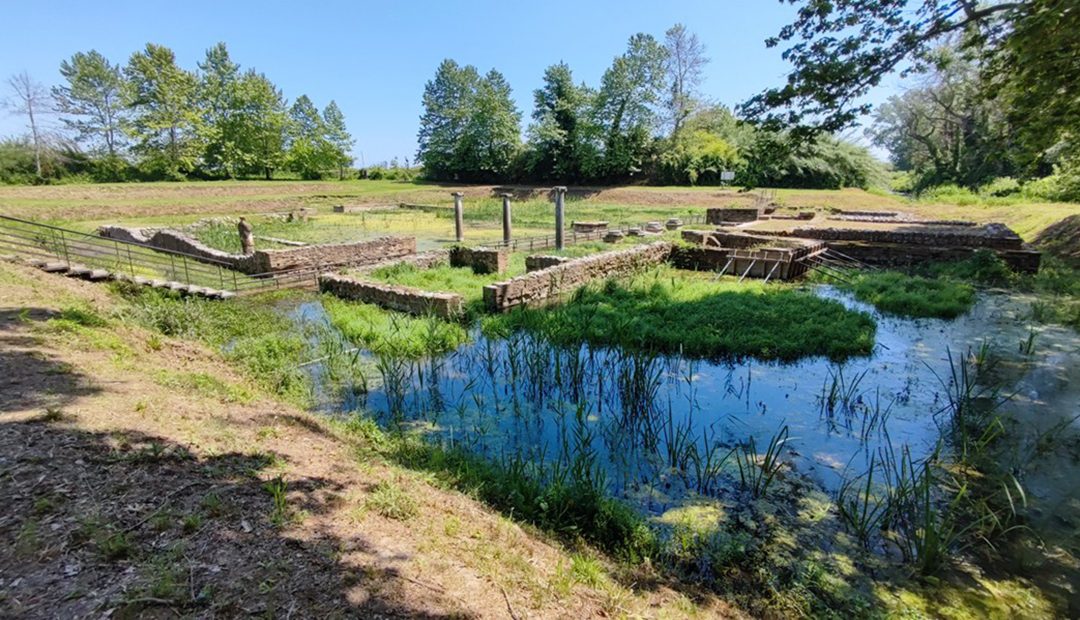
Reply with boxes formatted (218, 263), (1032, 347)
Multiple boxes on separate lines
(463, 70), (521, 180)
(417, 60), (521, 181)
(125, 43), (202, 179)
(197, 42), (241, 177)
(52, 50), (127, 157)
(527, 62), (596, 182)
(592, 33), (668, 179)
(662, 24), (709, 139)
(234, 70), (290, 180)
(287, 94), (334, 179)
(416, 59), (480, 180)
(321, 100), (354, 179)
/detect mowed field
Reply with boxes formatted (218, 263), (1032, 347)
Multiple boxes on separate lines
(1, 179), (1079, 244)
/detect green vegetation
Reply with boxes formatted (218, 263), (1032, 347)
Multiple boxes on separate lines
(483, 267), (876, 360)
(114, 284), (311, 404)
(321, 295), (469, 358)
(842, 271), (975, 319)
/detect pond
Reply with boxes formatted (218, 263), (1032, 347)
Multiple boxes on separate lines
(289, 286), (1080, 522)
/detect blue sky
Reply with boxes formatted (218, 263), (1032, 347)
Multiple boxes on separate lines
(0, 0), (904, 164)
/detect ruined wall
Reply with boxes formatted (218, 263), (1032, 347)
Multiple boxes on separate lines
(99, 225), (417, 275)
(706, 208), (759, 225)
(525, 255), (572, 272)
(483, 242), (673, 311)
(257, 237), (415, 273)
(779, 224), (1023, 250)
(449, 246), (508, 275)
(827, 242), (1041, 273)
(349, 250), (450, 275)
(318, 274), (464, 319)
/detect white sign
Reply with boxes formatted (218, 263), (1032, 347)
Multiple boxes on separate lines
(720, 170), (736, 182)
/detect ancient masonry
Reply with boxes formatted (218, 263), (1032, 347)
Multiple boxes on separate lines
(98, 226), (416, 274)
(318, 274), (464, 319)
(483, 242), (674, 311)
(449, 246), (509, 275)
(673, 230), (826, 280)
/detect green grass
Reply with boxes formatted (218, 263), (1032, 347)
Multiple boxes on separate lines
(321, 295), (470, 358)
(842, 271), (976, 319)
(482, 266), (877, 360)
(113, 284), (311, 404)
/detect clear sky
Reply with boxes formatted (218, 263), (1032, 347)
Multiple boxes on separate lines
(0, 0), (903, 164)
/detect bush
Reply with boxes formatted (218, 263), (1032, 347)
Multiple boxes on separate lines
(979, 176), (1021, 197)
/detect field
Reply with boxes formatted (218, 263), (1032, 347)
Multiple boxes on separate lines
(3, 179), (1080, 618)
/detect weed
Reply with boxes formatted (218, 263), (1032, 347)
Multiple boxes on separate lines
(735, 425), (789, 498)
(38, 407), (67, 423)
(264, 475), (290, 526)
(841, 271), (975, 319)
(365, 479), (419, 520)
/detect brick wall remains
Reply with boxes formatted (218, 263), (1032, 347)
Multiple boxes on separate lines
(483, 242), (673, 311)
(525, 255), (572, 272)
(826, 242), (1041, 273)
(349, 250), (450, 275)
(706, 208), (759, 225)
(779, 223), (1023, 250)
(318, 273), (464, 319)
(258, 237), (415, 273)
(449, 246), (508, 274)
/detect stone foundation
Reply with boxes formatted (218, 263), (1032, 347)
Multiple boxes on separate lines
(318, 273), (464, 318)
(483, 242), (673, 311)
(706, 207), (759, 225)
(778, 223), (1023, 250)
(349, 250), (451, 275)
(525, 255), (572, 272)
(98, 225), (416, 275)
(449, 246), (508, 274)
(572, 221), (608, 234)
(826, 242), (1041, 273)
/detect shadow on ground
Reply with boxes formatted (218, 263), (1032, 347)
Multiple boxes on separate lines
(0, 420), (468, 618)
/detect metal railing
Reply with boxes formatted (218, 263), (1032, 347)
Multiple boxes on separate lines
(0, 215), (318, 296)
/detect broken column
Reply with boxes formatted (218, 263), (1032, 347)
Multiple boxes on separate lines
(500, 192), (513, 244)
(553, 186), (566, 250)
(452, 192), (464, 243)
(237, 217), (255, 255)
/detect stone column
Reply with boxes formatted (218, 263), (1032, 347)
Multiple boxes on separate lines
(452, 192), (464, 243)
(500, 193), (513, 244)
(553, 186), (567, 250)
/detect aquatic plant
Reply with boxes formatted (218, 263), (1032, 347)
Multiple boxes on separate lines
(735, 425), (790, 498)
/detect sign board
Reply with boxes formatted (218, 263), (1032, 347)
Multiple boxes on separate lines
(720, 170), (736, 182)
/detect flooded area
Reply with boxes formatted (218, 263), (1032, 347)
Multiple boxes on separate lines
(290, 287), (1080, 526)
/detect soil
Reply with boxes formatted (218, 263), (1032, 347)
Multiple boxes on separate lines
(0, 261), (738, 619)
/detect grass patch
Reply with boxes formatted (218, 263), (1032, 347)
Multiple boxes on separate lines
(153, 370), (253, 404)
(482, 266), (876, 360)
(113, 284), (311, 405)
(365, 479), (419, 520)
(842, 271), (976, 319)
(321, 295), (469, 358)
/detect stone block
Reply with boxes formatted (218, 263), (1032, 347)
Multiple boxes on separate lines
(449, 246), (509, 275)
(319, 273), (464, 318)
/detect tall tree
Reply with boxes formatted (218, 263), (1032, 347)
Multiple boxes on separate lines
(125, 44), (202, 179)
(321, 100), (354, 179)
(287, 94), (332, 179)
(740, 0), (1049, 139)
(197, 42), (242, 176)
(527, 62), (595, 181)
(662, 24), (709, 139)
(52, 51), (127, 157)
(592, 34), (668, 178)
(4, 71), (51, 176)
(235, 70), (290, 180)
(463, 70), (521, 180)
(416, 59), (481, 180)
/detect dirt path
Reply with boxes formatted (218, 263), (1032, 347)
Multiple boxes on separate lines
(0, 261), (737, 619)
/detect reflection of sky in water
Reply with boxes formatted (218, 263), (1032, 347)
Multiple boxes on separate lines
(294, 287), (1080, 516)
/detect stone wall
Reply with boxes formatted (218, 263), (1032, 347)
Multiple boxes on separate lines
(258, 237), (415, 273)
(99, 225), (417, 275)
(525, 254), (572, 272)
(483, 242), (673, 311)
(706, 207), (759, 225)
(827, 242), (1041, 273)
(318, 274), (464, 319)
(449, 246), (508, 275)
(779, 223), (1023, 250)
(349, 250), (450, 275)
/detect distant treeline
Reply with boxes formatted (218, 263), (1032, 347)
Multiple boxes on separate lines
(2, 43), (353, 184)
(415, 25), (886, 190)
